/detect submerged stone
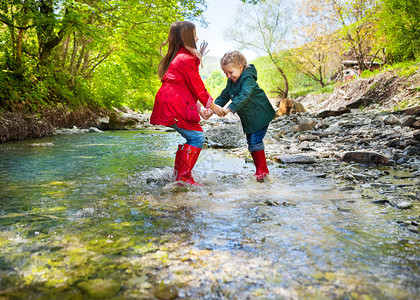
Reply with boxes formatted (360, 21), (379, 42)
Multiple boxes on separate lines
(153, 281), (178, 300)
(78, 278), (120, 298)
(30, 142), (54, 147)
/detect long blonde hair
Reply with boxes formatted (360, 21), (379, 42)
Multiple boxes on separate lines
(157, 21), (201, 80)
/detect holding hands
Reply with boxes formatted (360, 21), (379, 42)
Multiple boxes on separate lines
(222, 107), (230, 116)
(210, 102), (229, 117)
(199, 108), (213, 120)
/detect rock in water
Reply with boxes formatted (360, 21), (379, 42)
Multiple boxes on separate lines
(78, 279), (120, 298)
(153, 281), (178, 300)
(340, 151), (390, 165)
(30, 142), (54, 147)
(108, 112), (138, 130)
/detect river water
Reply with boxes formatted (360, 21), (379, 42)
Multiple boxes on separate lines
(0, 130), (418, 299)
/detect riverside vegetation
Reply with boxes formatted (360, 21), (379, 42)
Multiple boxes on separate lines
(1, 0), (419, 132)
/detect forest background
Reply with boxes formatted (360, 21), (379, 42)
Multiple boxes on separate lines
(0, 0), (419, 114)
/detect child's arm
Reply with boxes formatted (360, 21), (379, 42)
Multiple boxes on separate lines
(214, 87), (230, 108)
(227, 77), (256, 113)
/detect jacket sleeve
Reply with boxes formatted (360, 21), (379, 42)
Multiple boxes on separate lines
(228, 77), (256, 113)
(214, 85), (231, 107)
(182, 56), (213, 108)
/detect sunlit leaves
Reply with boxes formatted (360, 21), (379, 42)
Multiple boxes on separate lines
(376, 0), (420, 61)
(0, 0), (207, 110)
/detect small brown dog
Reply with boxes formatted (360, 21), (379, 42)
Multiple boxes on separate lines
(274, 98), (306, 119)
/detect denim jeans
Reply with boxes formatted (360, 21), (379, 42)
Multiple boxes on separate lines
(246, 124), (268, 153)
(170, 124), (205, 149)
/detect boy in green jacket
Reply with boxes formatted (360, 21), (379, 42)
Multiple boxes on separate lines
(215, 50), (275, 181)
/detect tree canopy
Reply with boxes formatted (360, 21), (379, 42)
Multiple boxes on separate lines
(0, 0), (206, 111)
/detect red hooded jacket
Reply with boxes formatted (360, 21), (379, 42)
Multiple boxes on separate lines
(150, 47), (213, 131)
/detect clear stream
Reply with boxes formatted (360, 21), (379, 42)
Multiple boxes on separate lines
(0, 130), (419, 299)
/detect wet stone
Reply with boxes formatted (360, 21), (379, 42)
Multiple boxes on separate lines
(30, 142), (54, 147)
(153, 282), (178, 300)
(396, 201), (414, 209)
(339, 186), (355, 191)
(273, 155), (316, 164)
(78, 279), (121, 299)
(406, 225), (419, 233)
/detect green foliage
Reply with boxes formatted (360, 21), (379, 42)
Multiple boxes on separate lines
(252, 54), (317, 98)
(204, 70), (226, 98)
(319, 84), (336, 94)
(0, 0), (207, 112)
(0, 62), (95, 112)
(392, 98), (419, 112)
(377, 0), (420, 62)
(201, 56), (222, 80)
(289, 87), (317, 98)
(360, 68), (381, 78)
(361, 59), (420, 79)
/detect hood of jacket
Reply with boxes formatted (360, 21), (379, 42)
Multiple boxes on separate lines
(237, 64), (258, 84)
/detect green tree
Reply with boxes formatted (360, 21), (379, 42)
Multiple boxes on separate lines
(299, 0), (380, 72)
(377, 0), (420, 61)
(252, 53), (316, 98)
(205, 70), (225, 98)
(225, 0), (294, 98)
(0, 0), (207, 111)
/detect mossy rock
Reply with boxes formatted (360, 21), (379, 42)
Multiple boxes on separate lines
(78, 278), (120, 298)
(153, 281), (178, 300)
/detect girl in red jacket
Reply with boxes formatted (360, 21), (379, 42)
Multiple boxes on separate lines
(150, 21), (224, 186)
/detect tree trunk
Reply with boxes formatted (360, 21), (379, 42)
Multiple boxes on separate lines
(70, 32), (78, 85)
(269, 54), (289, 98)
(37, 1), (67, 65)
(61, 35), (71, 67)
(318, 66), (326, 88)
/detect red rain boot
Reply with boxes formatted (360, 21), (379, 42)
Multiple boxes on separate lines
(175, 144), (203, 186)
(251, 150), (269, 182)
(174, 144), (183, 178)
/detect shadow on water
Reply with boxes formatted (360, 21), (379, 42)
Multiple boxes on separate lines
(0, 130), (418, 299)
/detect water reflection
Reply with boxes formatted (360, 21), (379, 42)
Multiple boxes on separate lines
(0, 130), (418, 299)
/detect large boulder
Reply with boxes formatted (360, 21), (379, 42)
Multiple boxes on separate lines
(107, 112), (138, 130)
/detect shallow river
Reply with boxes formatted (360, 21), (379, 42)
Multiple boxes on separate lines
(0, 130), (419, 299)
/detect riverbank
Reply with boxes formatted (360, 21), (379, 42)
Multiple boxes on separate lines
(0, 106), (109, 143)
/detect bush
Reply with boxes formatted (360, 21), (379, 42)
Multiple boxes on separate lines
(0, 64), (95, 112)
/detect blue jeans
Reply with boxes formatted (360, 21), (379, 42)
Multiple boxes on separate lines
(170, 125), (205, 149)
(246, 125), (268, 153)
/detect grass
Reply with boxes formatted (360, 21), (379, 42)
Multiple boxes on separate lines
(289, 83), (337, 98)
(392, 98), (419, 112)
(361, 58), (420, 78)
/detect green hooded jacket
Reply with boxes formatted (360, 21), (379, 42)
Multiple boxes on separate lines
(214, 64), (275, 134)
